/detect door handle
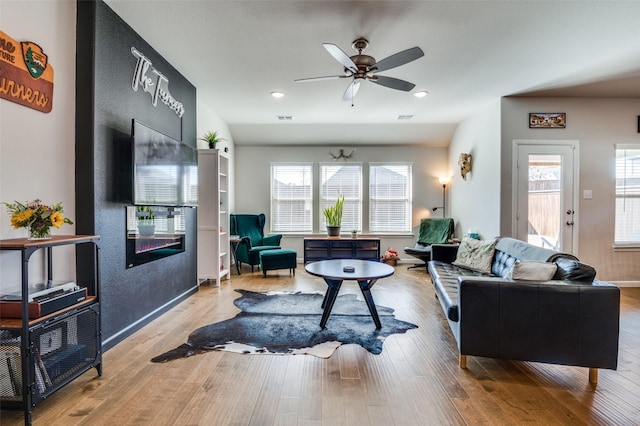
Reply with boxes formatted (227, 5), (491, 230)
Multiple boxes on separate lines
(566, 209), (574, 215)
(566, 221), (574, 226)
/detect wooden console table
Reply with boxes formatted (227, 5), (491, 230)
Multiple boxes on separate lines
(303, 237), (380, 264)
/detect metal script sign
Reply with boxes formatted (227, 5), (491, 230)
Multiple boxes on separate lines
(131, 47), (185, 117)
(0, 30), (54, 113)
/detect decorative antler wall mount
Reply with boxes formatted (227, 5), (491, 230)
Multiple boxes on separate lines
(330, 149), (355, 161)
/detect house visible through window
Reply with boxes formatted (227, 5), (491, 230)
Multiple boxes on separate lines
(270, 163), (313, 232)
(369, 163), (412, 233)
(320, 163), (362, 232)
(615, 145), (640, 245)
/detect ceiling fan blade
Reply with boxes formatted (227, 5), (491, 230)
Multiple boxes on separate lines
(370, 75), (416, 92)
(370, 46), (424, 73)
(323, 43), (358, 72)
(295, 75), (348, 83)
(342, 80), (361, 102)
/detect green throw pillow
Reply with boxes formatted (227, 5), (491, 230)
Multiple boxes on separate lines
(452, 237), (497, 274)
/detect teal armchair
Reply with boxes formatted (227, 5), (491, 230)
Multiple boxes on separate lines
(230, 214), (282, 273)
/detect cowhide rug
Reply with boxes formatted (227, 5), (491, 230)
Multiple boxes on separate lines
(151, 289), (417, 362)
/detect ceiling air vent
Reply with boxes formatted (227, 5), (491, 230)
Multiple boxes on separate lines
(397, 115), (415, 120)
(277, 115), (294, 121)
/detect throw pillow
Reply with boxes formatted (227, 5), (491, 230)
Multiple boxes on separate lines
(505, 261), (557, 281)
(452, 237), (497, 274)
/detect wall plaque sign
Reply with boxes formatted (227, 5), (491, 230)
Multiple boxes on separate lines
(131, 47), (185, 117)
(0, 30), (54, 113)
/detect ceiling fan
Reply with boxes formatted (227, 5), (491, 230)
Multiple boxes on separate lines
(295, 38), (424, 103)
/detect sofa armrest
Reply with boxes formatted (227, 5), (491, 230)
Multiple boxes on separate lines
(456, 276), (620, 369)
(430, 244), (459, 263)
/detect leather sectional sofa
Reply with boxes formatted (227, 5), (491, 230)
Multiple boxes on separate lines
(427, 237), (619, 384)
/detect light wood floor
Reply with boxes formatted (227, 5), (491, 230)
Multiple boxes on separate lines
(2, 265), (640, 425)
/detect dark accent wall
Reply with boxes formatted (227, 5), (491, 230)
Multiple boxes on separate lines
(76, 1), (198, 350)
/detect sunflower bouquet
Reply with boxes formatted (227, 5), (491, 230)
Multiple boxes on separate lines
(3, 199), (73, 239)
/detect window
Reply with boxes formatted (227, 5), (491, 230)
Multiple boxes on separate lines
(320, 163), (362, 232)
(369, 163), (412, 233)
(270, 163), (313, 232)
(615, 145), (640, 245)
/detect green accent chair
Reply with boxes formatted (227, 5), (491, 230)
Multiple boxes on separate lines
(230, 214), (282, 273)
(404, 218), (454, 270)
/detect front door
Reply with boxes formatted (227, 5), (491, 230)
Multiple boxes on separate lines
(514, 141), (578, 254)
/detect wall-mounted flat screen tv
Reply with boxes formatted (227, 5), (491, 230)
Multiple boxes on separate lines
(132, 119), (198, 206)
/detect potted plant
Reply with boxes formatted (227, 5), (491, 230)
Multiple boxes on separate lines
(136, 205), (155, 237)
(323, 195), (344, 237)
(199, 130), (225, 149)
(351, 229), (359, 239)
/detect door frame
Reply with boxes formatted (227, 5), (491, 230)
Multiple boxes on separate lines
(512, 140), (580, 255)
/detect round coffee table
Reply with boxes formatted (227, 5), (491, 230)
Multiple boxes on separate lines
(305, 259), (394, 329)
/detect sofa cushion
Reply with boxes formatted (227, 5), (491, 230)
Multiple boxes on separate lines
(452, 237), (497, 274)
(552, 257), (597, 282)
(492, 250), (518, 277)
(504, 261), (557, 281)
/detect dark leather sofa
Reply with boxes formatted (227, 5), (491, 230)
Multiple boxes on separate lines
(428, 237), (620, 384)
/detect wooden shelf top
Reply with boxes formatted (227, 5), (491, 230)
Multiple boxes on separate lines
(0, 235), (100, 249)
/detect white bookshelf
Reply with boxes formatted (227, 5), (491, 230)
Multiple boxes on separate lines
(197, 149), (231, 284)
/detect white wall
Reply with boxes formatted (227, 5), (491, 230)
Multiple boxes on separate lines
(501, 97), (640, 282)
(0, 1), (77, 290)
(234, 144), (448, 262)
(197, 100), (235, 211)
(448, 100), (502, 240)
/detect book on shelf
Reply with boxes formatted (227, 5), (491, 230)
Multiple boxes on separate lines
(34, 346), (52, 389)
(0, 345), (56, 398)
(0, 346), (21, 399)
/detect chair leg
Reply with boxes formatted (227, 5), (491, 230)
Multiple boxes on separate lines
(407, 263), (427, 270)
(459, 354), (467, 368)
(589, 368), (598, 384)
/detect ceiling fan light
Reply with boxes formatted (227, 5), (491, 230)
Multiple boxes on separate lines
(271, 91), (285, 98)
(414, 91), (428, 98)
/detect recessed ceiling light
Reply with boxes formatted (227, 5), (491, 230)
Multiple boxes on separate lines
(271, 91), (285, 98)
(413, 91), (428, 98)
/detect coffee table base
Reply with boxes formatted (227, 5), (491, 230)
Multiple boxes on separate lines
(320, 278), (381, 329)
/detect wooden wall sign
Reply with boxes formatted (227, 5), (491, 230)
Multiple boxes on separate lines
(0, 30), (54, 113)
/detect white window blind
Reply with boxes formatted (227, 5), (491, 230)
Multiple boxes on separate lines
(369, 163), (412, 233)
(134, 165), (179, 205)
(320, 163), (362, 232)
(271, 163), (313, 232)
(615, 145), (640, 245)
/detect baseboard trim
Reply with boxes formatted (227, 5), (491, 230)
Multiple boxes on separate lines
(102, 284), (199, 351)
(611, 281), (640, 288)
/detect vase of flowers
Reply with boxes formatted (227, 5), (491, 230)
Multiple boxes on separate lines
(3, 199), (73, 240)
